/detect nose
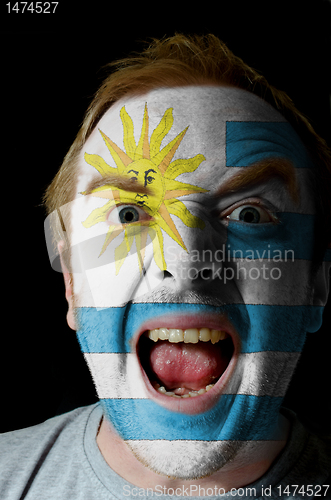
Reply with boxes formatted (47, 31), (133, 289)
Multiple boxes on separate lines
(168, 252), (223, 289)
(164, 225), (224, 290)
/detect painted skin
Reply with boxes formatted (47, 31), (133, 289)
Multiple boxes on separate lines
(64, 86), (330, 489)
(81, 103), (206, 272)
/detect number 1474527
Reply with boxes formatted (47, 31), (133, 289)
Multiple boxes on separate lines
(6, 2), (58, 13)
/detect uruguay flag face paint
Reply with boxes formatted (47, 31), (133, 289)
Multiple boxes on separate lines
(56, 86), (329, 479)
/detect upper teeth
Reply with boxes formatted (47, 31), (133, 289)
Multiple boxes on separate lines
(146, 327), (228, 344)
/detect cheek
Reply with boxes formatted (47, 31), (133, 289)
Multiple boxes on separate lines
(225, 213), (316, 305)
(72, 240), (159, 309)
(230, 259), (313, 306)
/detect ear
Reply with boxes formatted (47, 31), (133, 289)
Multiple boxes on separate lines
(312, 260), (331, 306)
(307, 260), (330, 333)
(58, 240), (76, 330)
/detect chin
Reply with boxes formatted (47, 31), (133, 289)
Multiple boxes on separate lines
(126, 439), (243, 480)
(116, 309), (247, 479)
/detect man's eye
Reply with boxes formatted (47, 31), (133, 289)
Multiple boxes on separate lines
(119, 207), (140, 223)
(107, 205), (149, 225)
(225, 205), (275, 224)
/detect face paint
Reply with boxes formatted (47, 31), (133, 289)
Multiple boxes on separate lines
(226, 121), (314, 169)
(52, 86), (328, 479)
(81, 104), (206, 273)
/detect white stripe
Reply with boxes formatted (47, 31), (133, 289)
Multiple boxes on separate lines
(84, 351), (299, 399)
(84, 353), (148, 399)
(125, 438), (287, 480)
(75, 259), (314, 308)
(132, 259), (314, 307)
(224, 351), (300, 397)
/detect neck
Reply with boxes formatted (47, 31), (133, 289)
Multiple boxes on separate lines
(96, 414), (290, 495)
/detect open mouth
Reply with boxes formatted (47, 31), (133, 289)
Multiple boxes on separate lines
(138, 326), (234, 401)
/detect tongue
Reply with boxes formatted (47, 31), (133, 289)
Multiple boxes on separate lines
(148, 340), (229, 391)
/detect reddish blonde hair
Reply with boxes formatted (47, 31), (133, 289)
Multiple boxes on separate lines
(44, 33), (331, 257)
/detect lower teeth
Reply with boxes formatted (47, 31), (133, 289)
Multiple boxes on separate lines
(154, 383), (215, 398)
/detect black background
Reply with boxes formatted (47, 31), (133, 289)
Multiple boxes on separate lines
(1, 0), (331, 433)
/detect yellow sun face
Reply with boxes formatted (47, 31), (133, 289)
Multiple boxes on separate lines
(82, 104), (207, 274)
(122, 158), (166, 215)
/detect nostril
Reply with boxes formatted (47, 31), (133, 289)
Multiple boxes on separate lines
(163, 270), (173, 279)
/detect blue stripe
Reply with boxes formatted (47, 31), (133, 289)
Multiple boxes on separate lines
(227, 213), (315, 261)
(101, 395), (283, 441)
(75, 302), (317, 354)
(226, 122), (314, 168)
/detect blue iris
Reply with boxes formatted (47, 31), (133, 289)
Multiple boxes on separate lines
(239, 207), (260, 223)
(119, 207), (139, 223)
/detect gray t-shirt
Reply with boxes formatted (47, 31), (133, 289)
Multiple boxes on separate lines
(0, 403), (330, 499)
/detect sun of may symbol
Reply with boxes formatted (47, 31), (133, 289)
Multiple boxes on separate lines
(82, 104), (207, 274)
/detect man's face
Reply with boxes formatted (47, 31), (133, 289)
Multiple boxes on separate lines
(65, 86), (327, 479)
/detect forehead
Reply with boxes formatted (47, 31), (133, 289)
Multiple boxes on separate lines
(76, 85), (313, 195)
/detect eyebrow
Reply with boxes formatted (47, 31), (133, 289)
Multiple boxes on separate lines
(215, 158), (299, 204)
(84, 174), (152, 196)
